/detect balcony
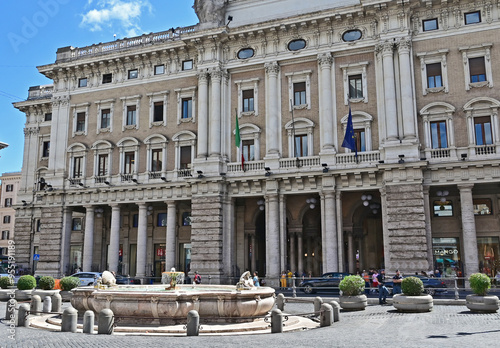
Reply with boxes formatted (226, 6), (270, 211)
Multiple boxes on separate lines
(148, 171), (162, 179)
(121, 174), (133, 182)
(68, 178), (82, 186)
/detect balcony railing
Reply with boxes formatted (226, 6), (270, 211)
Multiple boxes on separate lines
(430, 148), (451, 159)
(121, 173), (133, 182)
(280, 156), (321, 169)
(68, 178), (81, 186)
(227, 160), (265, 173)
(148, 171), (162, 179)
(94, 176), (107, 184)
(475, 145), (496, 156)
(335, 151), (380, 164)
(177, 169), (193, 178)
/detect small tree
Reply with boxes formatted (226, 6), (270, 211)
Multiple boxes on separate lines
(339, 275), (365, 296)
(17, 275), (37, 290)
(401, 276), (424, 296)
(469, 273), (491, 296)
(59, 277), (81, 291)
(38, 276), (55, 290)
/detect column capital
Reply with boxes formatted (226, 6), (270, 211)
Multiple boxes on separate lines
(397, 37), (412, 53)
(165, 200), (176, 208)
(317, 53), (333, 68)
(376, 40), (395, 56)
(136, 202), (148, 209)
(197, 70), (210, 83)
(458, 183), (474, 191)
(265, 61), (280, 76)
(210, 67), (223, 81)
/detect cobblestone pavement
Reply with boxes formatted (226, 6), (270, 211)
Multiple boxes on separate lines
(1, 299), (500, 348)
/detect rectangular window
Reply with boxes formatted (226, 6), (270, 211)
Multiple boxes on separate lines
(101, 109), (111, 129)
(465, 11), (481, 25)
(132, 214), (138, 227)
(124, 152), (135, 174)
(1, 231), (9, 240)
(293, 82), (306, 106)
(430, 121), (448, 149)
(4, 199), (12, 207)
(242, 90), (254, 112)
(354, 129), (366, 152)
(42, 141), (50, 158)
(180, 146), (191, 169)
(72, 218), (82, 231)
(153, 102), (164, 122)
(98, 154), (108, 176)
(433, 200), (453, 217)
(44, 113), (52, 121)
(426, 63), (443, 88)
(469, 57), (486, 83)
(126, 105), (136, 126)
(73, 156), (83, 178)
(242, 139), (255, 161)
(182, 98), (192, 119)
(423, 18), (438, 31)
(294, 134), (308, 157)
(473, 198), (492, 215)
(128, 69), (138, 79)
(3, 216), (11, 223)
(151, 149), (162, 172)
(157, 213), (167, 227)
(36, 219), (41, 232)
(76, 112), (86, 132)
(154, 65), (164, 75)
(474, 116), (493, 145)
(182, 60), (193, 71)
(102, 73), (112, 84)
(477, 237), (499, 277)
(6, 184), (13, 192)
(433, 237), (460, 277)
(78, 78), (87, 87)
(348, 75), (363, 99)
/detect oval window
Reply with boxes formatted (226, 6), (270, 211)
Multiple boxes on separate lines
(237, 48), (255, 59)
(288, 39), (306, 51)
(342, 29), (362, 42)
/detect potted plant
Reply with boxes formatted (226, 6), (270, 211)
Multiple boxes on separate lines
(393, 276), (433, 312)
(0, 276), (15, 301)
(16, 275), (37, 300)
(338, 275), (367, 311)
(32, 275), (60, 298)
(466, 273), (499, 312)
(59, 276), (80, 301)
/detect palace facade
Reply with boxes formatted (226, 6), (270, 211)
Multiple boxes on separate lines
(12, 0), (500, 284)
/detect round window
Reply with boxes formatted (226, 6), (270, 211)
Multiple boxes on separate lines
(237, 48), (255, 59)
(342, 30), (362, 42)
(288, 39), (306, 51)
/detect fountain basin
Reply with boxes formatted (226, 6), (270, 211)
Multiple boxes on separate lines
(71, 284), (275, 325)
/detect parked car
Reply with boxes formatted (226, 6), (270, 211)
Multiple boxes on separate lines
(115, 274), (141, 285)
(385, 275), (447, 295)
(299, 272), (351, 294)
(69, 272), (102, 287)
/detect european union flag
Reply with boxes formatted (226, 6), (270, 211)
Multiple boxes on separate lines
(342, 105), (357, 158)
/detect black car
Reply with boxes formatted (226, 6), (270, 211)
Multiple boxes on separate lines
(384, 275), (447, 295)
(299, 272), (351, 294)
(114, 274), (141, 285)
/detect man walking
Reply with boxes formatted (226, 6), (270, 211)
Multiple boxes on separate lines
(377, 269), (389, 304)
(392, 269), (403, 295)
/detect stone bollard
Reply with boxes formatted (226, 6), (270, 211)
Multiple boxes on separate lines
(18, 304), (30, 327)
(276, 293), (286, 311)
(186, 310), (200, 336)
(5, 298), (17, 324)
(98, 308), (114, 335)
(271, 308), (283, 334)
(31, 295), (42, 316)
(83, 310), (95, 334)
(320, 303), (333, 327)
(43, 296), (52, 313)
(61, 307), (78, 333)
(330, 301), (341, 322)
(314, 296), (323, 315)
(51, 293), (62, 313)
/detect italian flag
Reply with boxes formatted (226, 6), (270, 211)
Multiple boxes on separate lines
(235, 113), (244, 171)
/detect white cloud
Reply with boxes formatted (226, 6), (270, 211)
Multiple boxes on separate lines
(80, 0), (152, 37)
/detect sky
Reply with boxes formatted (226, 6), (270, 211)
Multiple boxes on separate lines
(0, 0), (199, 176)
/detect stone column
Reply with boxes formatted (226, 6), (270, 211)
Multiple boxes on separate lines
(290, 234), (296, 273)
(82, 206), (95, 272)
(297, 234), (303, 274)
(379, 41), (398, 141)
(318, 53), (335, 152)
(165, 201), (177, 269)
(279, 194), (287, 275)
(322, 191), (338, 272)
(266, 194), (280, 278)
(60, 207), (72, 276)
(336, 192), (344, 272)
(458, 184), (479, 278)
(265, 62), (280, 155)
(136, 203), (148, 281)
(422, 187), (434, 269)
(197, 71), (209, 158)
(250, 234), (256, 272)
(222, 196), (234, 279)
(397, 38), (416, 140)
(209, 68), (222, 157)
(347, 232), (355, 273)
(108, 204), (121, 273)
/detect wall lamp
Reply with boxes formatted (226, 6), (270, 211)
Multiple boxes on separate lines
(104, 181), (112, 186)
(461, 153), (467, 161)
(226, 15), (233, 25)
(398, 154), (405, 164)
(220, 172), (226, 177)
(197, 170), (205, 179)
(95, 207), (104, 218)
(257, 199), (265, 211)
(264, 167), (272, 177)
(78, 182), (89, 188)
(132, 178), (140, 184)
(322, 163), (329, 173)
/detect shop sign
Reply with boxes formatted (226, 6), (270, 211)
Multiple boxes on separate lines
(434, 248), (458, 256)
(118, 248), (123, 257)
(157, 248), (165, 257)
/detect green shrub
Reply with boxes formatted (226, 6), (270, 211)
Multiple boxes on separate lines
(339, 275), (365, 296)
(401, 276), (424, 296)
(469, 273), (491, 296)
(17, 275), (37, 290)
(59, 277), (80, 291)
(0, 276), (14, 289)
(38, 276), (55, 290)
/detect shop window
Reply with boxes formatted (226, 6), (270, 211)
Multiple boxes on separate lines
(477, 237), (499, 277)
(423, 18), (438, 31)
(433, 199), (453, 217)
(473, 198), (492, 215)
(433, 237), (461, 277)
(72, 218), (82, 231)
(157, 213), (167, 227)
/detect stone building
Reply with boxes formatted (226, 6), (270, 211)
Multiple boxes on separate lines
(12, 0), (500, 284)
(0, 172), (21, 257)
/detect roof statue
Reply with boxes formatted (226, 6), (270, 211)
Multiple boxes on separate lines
(193, 0), (228, 29)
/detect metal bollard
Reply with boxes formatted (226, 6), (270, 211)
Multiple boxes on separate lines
(83, 310), (95, 334)
(314, 296), (323, 315)
(43, 296), (52, 313)
(186, 310), (200, 336)
(276, 293), (286, 311)
(31, 295), (42, 316)
(271, 308), (283, 334)
(61, 307), (78, 333)
(51, 293), (62, 313)
(18, 304), (30, 327)
(329, 301), (341, 322)
(98, 308), (114, 335)
(320, 303), (333, 327)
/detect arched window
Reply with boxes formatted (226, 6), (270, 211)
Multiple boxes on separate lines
(419, 102), (456, 160)
(117, 137), (140, 182)
(91, 140), (114, 184)
(172, 131), (197, 177)
(67, 143), (88, 186)
(340, 112), (373, 153)
(144, 134), (168, 180)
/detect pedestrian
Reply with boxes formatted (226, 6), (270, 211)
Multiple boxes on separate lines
(392, 269), (403, 295)
(194, 271), (202, 284)
(280, 271), (287, 289)
(377, 269), (389, 304)
(372, 270), (379, 293)
(287, 269), (293, 289)
(362, 270), (370, 294)
(253, 271), (260, 287)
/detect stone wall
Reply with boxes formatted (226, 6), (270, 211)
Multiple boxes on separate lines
(36, 207), (63, 277)
(13, 212), (31, 270)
